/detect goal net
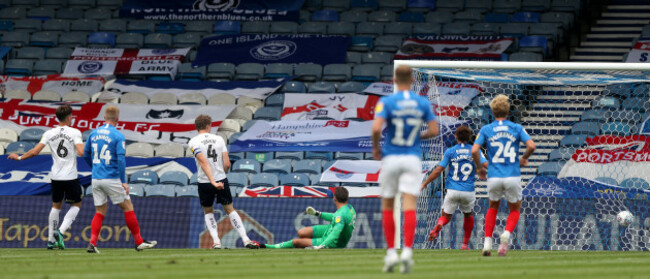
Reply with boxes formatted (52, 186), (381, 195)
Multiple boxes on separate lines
(407, 61), (650, 251)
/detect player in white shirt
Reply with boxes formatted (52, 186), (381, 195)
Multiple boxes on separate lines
(8, 104), (84, 250)
(188, 115), (259, 249)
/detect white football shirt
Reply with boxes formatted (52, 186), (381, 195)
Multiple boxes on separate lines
(188, 133), (228, 183)
(39, 126), (83, 181)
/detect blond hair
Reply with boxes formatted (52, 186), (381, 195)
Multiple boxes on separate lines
(490, 94), (510, 118)
(394, 65), (413, 86)
(104, 105), (119, 122)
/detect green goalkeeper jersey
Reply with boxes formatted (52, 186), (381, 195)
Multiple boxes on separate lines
(317, 204), (357, 248)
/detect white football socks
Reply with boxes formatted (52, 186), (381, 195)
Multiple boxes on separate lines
(228, 211), (250, 243)
(58, 206), (80, 235)
(401, 247), (413, 259)
(48, 208), (60, 242)
(484, 237), (493, 251)
(204, 214), (220, 244)
(501, 231), (511, 241)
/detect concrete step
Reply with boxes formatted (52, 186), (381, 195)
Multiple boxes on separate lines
(580, 41), (633, 47)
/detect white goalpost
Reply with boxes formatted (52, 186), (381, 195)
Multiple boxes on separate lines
(394, 61), (650, 251)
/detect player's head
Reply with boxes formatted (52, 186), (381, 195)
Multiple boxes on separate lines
(195, 114), (212, 132)
(490, 94), (510, 119)
(394, 65), (413, 88)
(55, 104), (73, 124)
(333, 187), (349, 204)
(455, 125), (472, 143)
(104, 105), (119, 123)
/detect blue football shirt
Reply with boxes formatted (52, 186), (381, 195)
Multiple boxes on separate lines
(439, 143), (487, 192)
(84, 124), (127, 183)
(375, 91), (435, 157)
(474, 120), (531, 178)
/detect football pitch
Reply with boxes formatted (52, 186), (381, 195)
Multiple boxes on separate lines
(2, 249), (649, 279)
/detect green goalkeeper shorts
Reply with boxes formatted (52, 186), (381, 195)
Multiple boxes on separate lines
(310, 225), (341, 248)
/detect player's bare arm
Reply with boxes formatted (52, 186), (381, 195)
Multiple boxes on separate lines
(471, 143), (487, 180)
(420, 120), (439, 139)
(75, 143), (84, 157)
(421, 166), (444, 190)
(520, 139), (536, 167)
(371, 116), (385, 160)
(196, 152), (223, 189)
(8, 143), (45, 161)
(222, 151), (231, 173)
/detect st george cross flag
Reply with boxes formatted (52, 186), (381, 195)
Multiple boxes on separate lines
(281, 93), (379, 120)
(0, 74), (105, 96)
(320, 160), (438, 183)
(64, 47), (190, 78)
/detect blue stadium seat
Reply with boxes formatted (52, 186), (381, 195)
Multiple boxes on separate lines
(246, 151), (274, 163)
(595, 177), (618, 186)
(242, 120), (259, 132)
(460, 107), (491, 123)
(322, 64), (351, 81)
(349, 36), (374, 52)
(176, 185), (199, 197)
(581, 109), (607, 123)
(398, 12), (424, 22)
(592, 96), (620, 110)
(519, 35), (548, 56)
(621, 97), (650, 112)
(500, 23), (529, 37)
(116, 33), (143, 48)
(356, 22), (384, 36)
(270, 21), (298, 34)
(436, 0), (463, 11)
(157, 22), (184, 34)
(559, 135), (587, 148)
(88, 32), (115, 47)
(206, 62), (235, 80)
(548, 147), (575, 161)
(551, 0), (581, 12)
(323, 0), (350, 11)
(144, 33), (172, 48)
(265, 93), (285, 107)
(493, 0), (522, 13)
(69, 0), (97, 10)
(184, 21), (212, 34)
(509, 52), (543, 62)
(127, 20), (155, 34)
(99, 19), (126, 33)
(14, 18), (41, 32)
(412, 22), (441, 36)
(0, 7), (26, 19)
(98, 0), (123, 8)
(337, 81), (366, 93)
(484, 13), (510, 23)
(253, 107), (282, 121)
(385, 22), (413, 37)
(30, 31), (58, 47)
(262, 159), (292, 175)
(189, 173), (198, 185)
(292, 159), (322, 175)
(177, 63), (206, 81)
(59, 32), (88, 47)
(85, 7), (112, 20)
(340, 10), (367, 22)
(5, 141), (34, 154)
(275, 151), (304, 161)
(56, 8), (83, 20)
(572, 122), (600, 136)
(16, 47), (45, 60)
(34, 60), (62, 76)
(70, 19), (98, 32)
(601, 122), (634, 136)
(541, 12), (574, 27)
(43, 19), (69, 32)
(299, 22), (327, 34)
(454, 10), (482, 23)
(281, 173), (310, 187)
(609, 110), (641, 125)
(235, 63), (264, 80)
(346, 51), (362, 64)
(374, 35), (402, 52)
(129, 184), (146, 197)
(159, 171), (189, 186)
(529, 23), (561, 43)
(129, 170), (159, 185)
(523, 0), (551, 11)
(19, 128), (45, 143)
(5, 59), (33, 76)
(308, 81), (336, 93)
(513, 12), (540, 23)
(327, 21), (355, 36)
(406, 0), (433, 11)
(228, 151), (244, 162)
(465, 0), (492, 11)
(173, 33), (201, 48)
(264, 63), (293, 79)
(368, 10), (396, 22)
(0, 20), (12, 31)
(250, 173), (279, 187)
(305, 151), (333, 161)
(232, 159), (262, 174)
(227, 173), (249, 188)
(228, 132), (243, 145)
(294, 63), (323, 81)
(471, 23), (500, 35)
(145, 185), (176, 197)
(335, 152), (364, 160)
(537, 161), (564, 177)
(442, 22), (470, 35)
(214, 20), (241, 35)
(312, 9), (339, 22)
(352, 64), (381, 81)
(620, 178), (650, 190)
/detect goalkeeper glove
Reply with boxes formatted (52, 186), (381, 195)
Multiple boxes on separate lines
(305, 206), (321, 217)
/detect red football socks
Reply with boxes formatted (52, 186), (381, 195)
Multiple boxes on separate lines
(437, 215), (450, 227)
(90, 212), (104, 246)
(463, 215), (474, 245)
(505, 210), (521, 233)
(382, 210), (395, 249)
(124, 211), (144, 245)
(403, 210), (416, 248)
(484, 208), (497, 238)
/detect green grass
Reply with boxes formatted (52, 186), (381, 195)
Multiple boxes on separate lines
(2, 249), (650, 279)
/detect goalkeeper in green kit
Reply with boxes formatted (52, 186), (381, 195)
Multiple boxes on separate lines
(261, 187), (357, 249)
